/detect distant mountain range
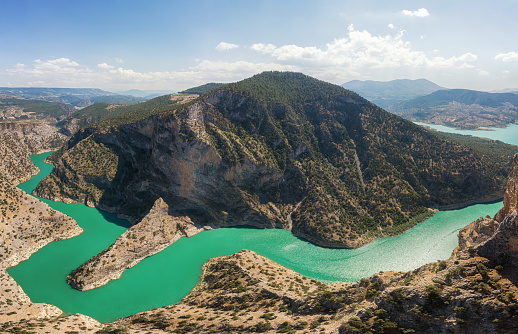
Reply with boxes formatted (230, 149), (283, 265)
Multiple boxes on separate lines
(387, 89), (518, 129)
(342, 79), (444, 109)
(0, 87), (168, 109)
(0, 95), (74, 122)
(116, 89), (176, 99)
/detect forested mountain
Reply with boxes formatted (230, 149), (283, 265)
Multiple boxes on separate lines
(388, 89), (518, 129)
(36, 72), (512, 249)
(342, 79), (443, 108)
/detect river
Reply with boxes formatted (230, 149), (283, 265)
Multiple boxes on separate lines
(8, 123), (516, 322)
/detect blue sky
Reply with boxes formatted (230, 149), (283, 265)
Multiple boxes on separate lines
(1, 0), (517, 91)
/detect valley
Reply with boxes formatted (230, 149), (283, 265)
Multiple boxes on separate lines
(1, 72), (518, 333)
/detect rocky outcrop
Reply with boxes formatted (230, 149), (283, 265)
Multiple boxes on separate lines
(473, 153), (518, 267)
(496, 153), (518, 221)
(67, 198), (212, 291)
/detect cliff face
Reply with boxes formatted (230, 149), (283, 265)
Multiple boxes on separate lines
(474, 153), (518, 267)
(35, 72), (510, 252)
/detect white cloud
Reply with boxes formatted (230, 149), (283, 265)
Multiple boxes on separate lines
(250, 43), (277, 54)
(250, 26), (477, 70)
(115, 58), (124, 63)
(402, 8), (430, 17)
(495, 52), (518, 62)
(478, 69), (490, 76)
(3, 57), (297, 90)
(388, 24), (395, 29)
(98, 63), (114, 70)
(215, 42), (239, 51)
(6, 58), (88, 76)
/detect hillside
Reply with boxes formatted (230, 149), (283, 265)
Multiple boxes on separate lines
(180, 82), (226, 95)
(58, 93), (197, 135)
(0, 96), (73, 122)
(36, 71), (512, 254)
(388, 89), (518, 129)
(342, 79), (443, 109)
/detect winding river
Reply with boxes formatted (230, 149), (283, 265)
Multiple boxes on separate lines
(8, 123), (516, 323)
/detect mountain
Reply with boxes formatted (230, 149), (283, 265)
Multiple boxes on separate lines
(179, 82), (226, 95)
(0, 87), (150, 109)
(388, 89), (518, 129)
(342, 79), (444, 109)
(0, 96), (74, 121)
(35, 71), (511, 258)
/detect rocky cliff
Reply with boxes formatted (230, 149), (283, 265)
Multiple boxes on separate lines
(35, 72), (511, 253)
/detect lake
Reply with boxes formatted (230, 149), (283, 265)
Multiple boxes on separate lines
(8, 123), (514, 322)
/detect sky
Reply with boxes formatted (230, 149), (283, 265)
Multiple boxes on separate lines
(1, 0), (517, 92)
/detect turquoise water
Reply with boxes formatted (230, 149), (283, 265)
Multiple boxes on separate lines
(8, 151), (503, 323)
(415, 122), (518, 146)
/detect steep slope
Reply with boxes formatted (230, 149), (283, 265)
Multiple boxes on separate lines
(388, 89), (518, 129)
(36, 72), (509, 251)
(342, 78), (443, 109)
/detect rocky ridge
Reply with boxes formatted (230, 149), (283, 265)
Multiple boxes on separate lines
(67, 198), (212, 291)
(33, 72), (515, 291)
